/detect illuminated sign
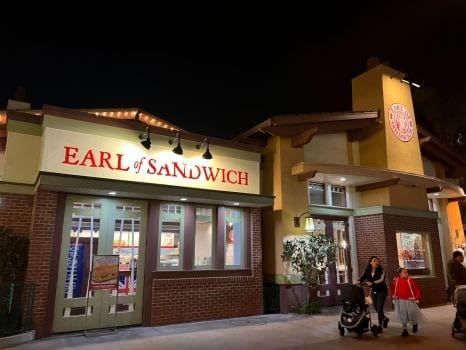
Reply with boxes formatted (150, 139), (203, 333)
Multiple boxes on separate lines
(388, 103), (414, 142)
(40, 128), (260, 194)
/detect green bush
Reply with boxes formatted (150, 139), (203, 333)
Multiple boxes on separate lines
(291, 301), (321, 315)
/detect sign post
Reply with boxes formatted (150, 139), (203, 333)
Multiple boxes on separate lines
(83, 255), (119, 336)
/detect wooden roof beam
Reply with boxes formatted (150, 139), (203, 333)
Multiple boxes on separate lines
(356, 178), (400, 192)
(292, 127), (319, 148)
(297, 170), (317, 181)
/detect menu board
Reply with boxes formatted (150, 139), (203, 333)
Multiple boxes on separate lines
(90, 255), (119, 290)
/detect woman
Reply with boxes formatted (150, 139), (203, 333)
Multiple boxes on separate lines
(358, 256), (389, 332)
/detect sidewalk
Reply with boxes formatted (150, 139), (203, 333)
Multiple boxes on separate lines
(10, 304), (465, 349)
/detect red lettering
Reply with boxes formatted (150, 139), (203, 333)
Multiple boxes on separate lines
(172, 162), (187, 178)
(62, 146), (79, 165)
(202, 166), (221, 181)
(157, 163), (171, 176)
(147, 159), (157, 174)
(220, 168), (226, 183)
(116, 153), (130, 171)
(237, 171), (249, 185)
(189, 165), (201, 179)
(99, 151), (115, 169)
(226, 170), (237, 184)
(79, 150), (98, 167)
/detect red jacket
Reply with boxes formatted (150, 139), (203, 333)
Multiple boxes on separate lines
(390, 277), (421, 300)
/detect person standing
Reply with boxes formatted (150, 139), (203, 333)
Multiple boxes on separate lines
(390, 267), (424, 336)
(358, 256), (389, 332)
(447, 250), (466, 331)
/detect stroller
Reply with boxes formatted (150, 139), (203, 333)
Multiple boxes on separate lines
(338, 284), (379, 338)
(452, 285), (466, 338)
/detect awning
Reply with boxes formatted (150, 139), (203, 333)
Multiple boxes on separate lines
(291, 162), (465, 200)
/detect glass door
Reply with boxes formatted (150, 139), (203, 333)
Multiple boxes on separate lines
(311, 217), (350, 306)
(52, 195), (147, 333)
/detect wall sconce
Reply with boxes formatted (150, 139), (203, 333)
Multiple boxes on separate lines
(196, 137), (213, 160)
(139, 125), (151, 150)
(294, 211), (312, 230)
(168, 132), (183, 155)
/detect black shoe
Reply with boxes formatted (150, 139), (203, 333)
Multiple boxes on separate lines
(383, 317), (389, 328)
(401, 329), (409, 336)
(377, 325), (383, 333)
(412, 324), (418, 333)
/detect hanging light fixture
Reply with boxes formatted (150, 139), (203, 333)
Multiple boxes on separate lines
(139, 125), (151, 150)
(168, 132), (183, 155)
(196, 137), (213, 160)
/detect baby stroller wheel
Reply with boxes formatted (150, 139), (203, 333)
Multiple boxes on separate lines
(338, 322), (344, 336)
(371, 325), (379, 337)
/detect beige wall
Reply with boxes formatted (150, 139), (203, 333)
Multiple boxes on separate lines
(3, 131), (41, 184)
(352, 64), (426, 210)
(0, 151), (4, 179)
(304, 133), (348, 165)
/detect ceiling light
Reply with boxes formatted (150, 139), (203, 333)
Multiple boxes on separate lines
(180, 197), (188, 201)
(340, 177), (346, 182)
(233, 202), (240, 206)
(108, 191), (116, 195)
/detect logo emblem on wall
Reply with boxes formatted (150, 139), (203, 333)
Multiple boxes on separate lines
(388, 103), (414, 142)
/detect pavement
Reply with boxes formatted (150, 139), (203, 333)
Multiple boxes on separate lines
(8, 304), (466, 349)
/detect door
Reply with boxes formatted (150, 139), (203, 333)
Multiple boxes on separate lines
(312, 217), (351, 306)
(52, 195), (147, 333)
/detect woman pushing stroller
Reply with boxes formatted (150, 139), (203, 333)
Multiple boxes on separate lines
(357, 256), (389, 332)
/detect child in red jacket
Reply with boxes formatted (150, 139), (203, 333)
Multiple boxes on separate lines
(390, 267), (424, 336)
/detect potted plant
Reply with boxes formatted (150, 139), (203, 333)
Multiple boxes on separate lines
(281, 233), (336, 314)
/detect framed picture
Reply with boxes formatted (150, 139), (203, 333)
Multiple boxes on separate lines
(90, 255), (119, 290)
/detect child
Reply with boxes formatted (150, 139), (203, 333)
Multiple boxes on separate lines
(390, 267), (424, 336)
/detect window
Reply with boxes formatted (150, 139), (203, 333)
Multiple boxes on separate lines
(331, 185), (346, 207)
(308, 182), (325, 205)
(194, 207), (214, 268)
(158, 204), (184, 269)
(333, 221), (349, 284)
(225, 208), (244, 268)
(396, 231), (433, 275)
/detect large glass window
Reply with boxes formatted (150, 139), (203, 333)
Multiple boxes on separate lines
(225, 208), (244, 268)
(308, 182), (325, 205)
(396, 231), (433, 275)
(194, 207), (214, 268)
(331, 185), (346, 207)
(333, 221), (349, 284)
(158, 204), (184, 269)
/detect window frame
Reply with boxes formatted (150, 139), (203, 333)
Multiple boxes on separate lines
(157, 203), (185, 271)
(193, 205), (216, 270)
(395, 231), (434, 276)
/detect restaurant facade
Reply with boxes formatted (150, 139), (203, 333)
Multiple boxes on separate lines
(233, 61), (466, 312)
(0, 105), (273, 338)
(1, 61), (465, 338)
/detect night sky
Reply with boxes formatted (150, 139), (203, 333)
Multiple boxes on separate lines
(2, 2), (466, 142)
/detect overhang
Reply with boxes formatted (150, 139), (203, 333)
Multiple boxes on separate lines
(291, 162), (465, 199)
(36, 173), (274, 208)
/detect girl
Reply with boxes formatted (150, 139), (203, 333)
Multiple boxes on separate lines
(390, 267), (424, 336)
(358, 256), (389, 332)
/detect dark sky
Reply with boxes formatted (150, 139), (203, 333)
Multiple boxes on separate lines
(2, 2), (466, 141)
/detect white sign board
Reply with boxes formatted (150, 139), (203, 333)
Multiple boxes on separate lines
(40, 128), (260, 194)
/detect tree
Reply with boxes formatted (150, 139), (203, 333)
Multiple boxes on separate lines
(281, 233), (336, 312)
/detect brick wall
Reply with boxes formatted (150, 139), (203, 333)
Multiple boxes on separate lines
(151, 208), (263, 325)
(25, 190), (59, 338)
(0, 193), (34, 235)
(355, 213), (445, 306)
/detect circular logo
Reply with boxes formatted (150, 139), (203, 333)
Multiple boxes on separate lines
(388, 103), (414, 142)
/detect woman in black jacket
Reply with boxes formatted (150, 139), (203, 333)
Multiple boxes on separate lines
(358, 256), (389, 332)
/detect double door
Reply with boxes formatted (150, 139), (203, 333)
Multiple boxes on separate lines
(52, 195), (147, 333)
(311, 217), (352, 306)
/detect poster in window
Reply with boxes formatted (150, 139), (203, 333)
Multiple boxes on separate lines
(397, 232), (426, 269)
(90, 255), (119, 290)
(161, 232), (175, 248)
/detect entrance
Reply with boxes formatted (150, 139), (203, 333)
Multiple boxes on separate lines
(311, 217), (351, 306)
(52, 195), (147, 333)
